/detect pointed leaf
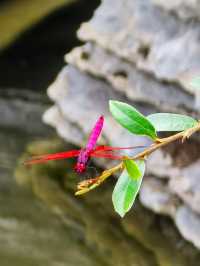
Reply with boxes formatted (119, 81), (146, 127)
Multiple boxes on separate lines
(109, 100), (157, 140)
(112, 160), (145, 217)
(124, 159), (141, 180)
(147, 113), (197, 132)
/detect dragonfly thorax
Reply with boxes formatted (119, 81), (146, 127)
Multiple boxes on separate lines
(74, 149), (91, 173)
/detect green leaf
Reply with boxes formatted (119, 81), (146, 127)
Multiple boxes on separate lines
(124, 159), (141, 180)
(109, 100), (157, 140)
(147, 113), (198, 132)
(190, 77), (200, 89)
(112, 160), (145, 217)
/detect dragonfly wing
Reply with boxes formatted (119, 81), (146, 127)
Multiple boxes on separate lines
(90, 145), (147, 160)
(90, 151), (124, 160)
(24, 150), (80, 165)
(94, 145), (146, 153)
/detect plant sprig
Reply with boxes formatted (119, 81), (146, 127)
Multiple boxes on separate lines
(76, 100), (200, 217)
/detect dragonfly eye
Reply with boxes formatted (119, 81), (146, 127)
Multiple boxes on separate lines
(74, 163), (86, 173)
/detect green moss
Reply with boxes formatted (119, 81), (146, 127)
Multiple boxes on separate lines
(0, 0), (75, 50)
(121, 205), (195, 266)
(15, 139), (200, 266)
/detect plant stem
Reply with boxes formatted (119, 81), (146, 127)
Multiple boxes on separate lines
(76, 121), (200, 194)
(130, 121), (200, 160)
(113, 121), (200, 171)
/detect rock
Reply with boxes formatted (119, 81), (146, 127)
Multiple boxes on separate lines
(44, 105), (85, 146)
(0, 88), (51, 135)
(15, 139), (200, 265)
(43, 65), (200, 247)
(146, 149), (180, 178)
(140, 177), (179, 217)
(66, 43), (195, 113)
(175, 206), (200, 249)
(0, 129), (106, 266)
(43, 0), (200, 249)
(169, 159), (200, 214)
(153, 0), (200, 21)
(43, 63), (200, 249)
(45, 65), (155, 148)
(78, 0), (200, 95)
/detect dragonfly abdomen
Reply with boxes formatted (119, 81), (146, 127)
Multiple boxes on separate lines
(75, 116), (104, 173)
(86, 116), (104, 151)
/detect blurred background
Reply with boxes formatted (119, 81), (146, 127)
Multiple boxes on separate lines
(1, 0), (200, 265)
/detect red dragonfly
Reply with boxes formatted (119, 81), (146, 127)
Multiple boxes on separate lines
(24, 116), (144, 173)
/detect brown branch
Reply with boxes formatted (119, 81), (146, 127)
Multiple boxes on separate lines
(76, 121), (200, 195)
(130, 121), (200, 161)
(106, 121), (200, 173)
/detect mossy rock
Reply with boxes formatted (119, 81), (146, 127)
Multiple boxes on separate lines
(15, 139), (200, 266)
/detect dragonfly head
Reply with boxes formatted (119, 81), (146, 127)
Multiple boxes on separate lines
(74, 162), (86, 173)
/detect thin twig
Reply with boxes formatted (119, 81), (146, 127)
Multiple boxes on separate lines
(129, 121), (200, 161)
(101, 121), (200, 174)
(76, 121), (200, 194)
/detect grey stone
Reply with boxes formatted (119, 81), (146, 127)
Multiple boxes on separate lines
(146, 150), (180, 178)
(169, 159), (200, 214)
(175, 206), (200, 249)
(153, 0), (200, 21)
(43, 0), (200, 249)
(0, 88), (51, 135)
(78, 0), (200, 95)
(139, 177), (179, 217)
(43, 105), (85, 146)
(66, 43), (195, 113)
(45, 65), (154, 147)
(43, 64), (200, 248)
